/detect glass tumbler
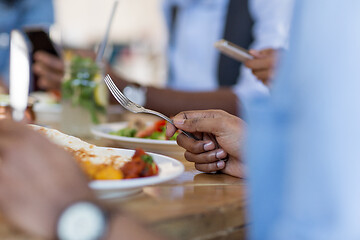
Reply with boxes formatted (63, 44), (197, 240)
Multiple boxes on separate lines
(60, 56), (108, 138)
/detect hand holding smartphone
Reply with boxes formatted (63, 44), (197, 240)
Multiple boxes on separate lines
(23, 27), (62, 91)
(214, 39), (253, 63)
(23, 27), (60, 58)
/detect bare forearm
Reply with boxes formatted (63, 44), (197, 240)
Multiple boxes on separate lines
(146, 87), (239, 117)
(109, 73), (240, 117)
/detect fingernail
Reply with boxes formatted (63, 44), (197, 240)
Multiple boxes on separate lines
(216, 150), (226, 159)
(217, 161), (225, 169)
(204, 142), (215, 151)
(173, 119), (185, 125)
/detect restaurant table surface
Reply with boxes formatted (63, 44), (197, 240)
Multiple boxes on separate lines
(0, 112), (247, 240)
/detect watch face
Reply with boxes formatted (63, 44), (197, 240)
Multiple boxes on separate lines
(57, 202), (107, 240)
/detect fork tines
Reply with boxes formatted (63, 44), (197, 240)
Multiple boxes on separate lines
(104, 74), (130, 107)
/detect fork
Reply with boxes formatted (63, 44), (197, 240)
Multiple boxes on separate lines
(104, 74), (199, 140)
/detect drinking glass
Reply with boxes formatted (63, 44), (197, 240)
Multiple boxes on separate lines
(60, 55), (108, 137)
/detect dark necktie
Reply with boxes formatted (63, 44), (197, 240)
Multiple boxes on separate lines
(217, 0), (254, 87)
(169, 0), (254, 87)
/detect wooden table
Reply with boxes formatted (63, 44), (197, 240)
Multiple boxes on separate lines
(110, 161), (246, 240)
(0, 112), (247, 240)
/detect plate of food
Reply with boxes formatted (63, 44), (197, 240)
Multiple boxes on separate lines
(31, 125), (184, 199)
(91, 119), (185, 159)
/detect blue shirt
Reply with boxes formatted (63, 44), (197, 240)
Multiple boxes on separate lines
(0, 0), (54, 84)
(246, 0), (360, 239)
(164, 0), (229, 91)
(163, 0), (293, 101)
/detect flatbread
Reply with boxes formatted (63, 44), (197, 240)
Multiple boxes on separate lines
(30, 125), (130, 168)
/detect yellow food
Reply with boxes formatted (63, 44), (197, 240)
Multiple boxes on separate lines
(94, 166), (123, 180)
(68, 148), (124, 180)
(79, 161), (102, 179)
(94, 82), (108, 107)
(30, 125), (129, 181)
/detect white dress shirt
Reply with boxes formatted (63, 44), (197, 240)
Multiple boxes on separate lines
(163, 0), (294, 103)
(234, 0), (294, 102)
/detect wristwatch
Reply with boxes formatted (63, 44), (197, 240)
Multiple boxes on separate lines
(57, 202), (108, 240)
(123, 84), (147, 106)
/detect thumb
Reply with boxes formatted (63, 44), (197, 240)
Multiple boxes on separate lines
(174, 117), (224, 136)
(165, 121), (178, 138)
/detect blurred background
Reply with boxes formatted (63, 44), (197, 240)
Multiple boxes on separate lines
(53, 0), (167, 87)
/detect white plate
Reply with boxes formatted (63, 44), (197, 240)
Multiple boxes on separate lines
(90, 148), (184, 199)
(91, 122), (185, 159)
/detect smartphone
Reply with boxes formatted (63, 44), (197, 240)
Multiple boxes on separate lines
(23, 27), (60, 57)
(23, 27), (61, 91)
(214, 39), (253, 62)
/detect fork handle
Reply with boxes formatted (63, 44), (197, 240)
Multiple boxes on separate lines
(144, 110), (199, 141)
(180, 130), (200, 141)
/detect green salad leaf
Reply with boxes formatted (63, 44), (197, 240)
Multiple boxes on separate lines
(109, 125), (180, 140)
(110, 128), (137, 137)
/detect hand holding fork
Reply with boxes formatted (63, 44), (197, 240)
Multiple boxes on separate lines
(103, 74), (199, 140)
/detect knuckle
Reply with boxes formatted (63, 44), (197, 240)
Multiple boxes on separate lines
(176, 134), (187, 147)
(194, 163), (204, 171)
(191, 141), (204, 153)
(195, 163), (217, 173)
(218, 120), (226, 131)
(179, 111), (187, 118)
(217, 109), (227, 116)
(184, 151), (194, 162)
(205, 152), (217, 163)
(190, 118), (199, 126)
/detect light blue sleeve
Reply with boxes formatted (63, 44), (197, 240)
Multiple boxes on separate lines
(247, 0), (360, 239)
